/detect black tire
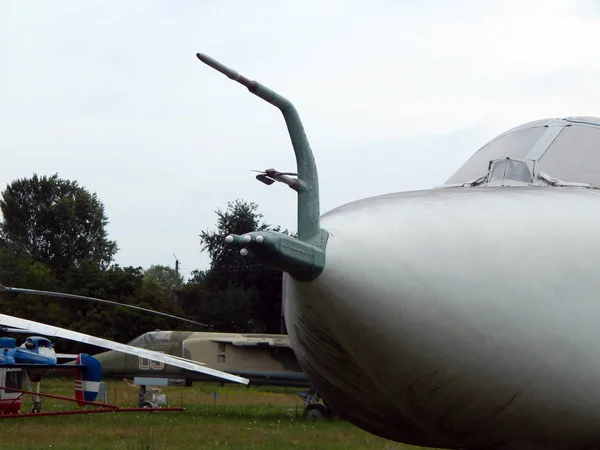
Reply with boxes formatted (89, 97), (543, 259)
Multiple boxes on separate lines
(303, 403), (330, 420)
(139, 401), (157, 409)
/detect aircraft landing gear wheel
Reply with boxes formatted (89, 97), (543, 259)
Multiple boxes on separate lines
(303, 403), (330, 420)
(31, 402), (41, 413)
(139, 401), (157, 409)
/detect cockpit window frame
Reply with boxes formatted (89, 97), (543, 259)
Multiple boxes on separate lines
(487, 158), (536, 185)
(442, 118), (600, 189)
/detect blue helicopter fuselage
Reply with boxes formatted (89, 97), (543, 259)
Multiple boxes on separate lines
(0, 336), (57, 365)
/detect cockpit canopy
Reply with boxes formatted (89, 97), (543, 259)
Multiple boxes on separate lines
(444, 117), (600, 188)
(127, 330), (173, 347)
(23, 337), (52, 350)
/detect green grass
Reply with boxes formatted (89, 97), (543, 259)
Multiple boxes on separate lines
(0, 378), (435, 450)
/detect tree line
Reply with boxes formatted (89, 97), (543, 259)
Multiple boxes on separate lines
(0, 174), (289, 352)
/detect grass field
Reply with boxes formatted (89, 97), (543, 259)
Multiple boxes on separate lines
(0, 377), (437, 450)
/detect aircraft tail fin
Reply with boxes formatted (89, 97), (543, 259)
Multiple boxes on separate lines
(74, 353), (101, 406)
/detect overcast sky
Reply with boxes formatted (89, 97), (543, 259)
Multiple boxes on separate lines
(2, 0), (600, 278)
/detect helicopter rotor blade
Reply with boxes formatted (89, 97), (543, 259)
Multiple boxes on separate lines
(0, 284), (209, 329)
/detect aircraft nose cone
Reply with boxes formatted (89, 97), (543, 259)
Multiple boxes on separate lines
(284, 186), (600, 448)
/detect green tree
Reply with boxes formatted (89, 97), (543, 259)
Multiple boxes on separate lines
(194, 199), (294, 333)
(200, 199), (268, 282)
(0, 174), (118, 277)
(144, 264), (183, 292)
(0, 241), (25, 285)
(52, 262), (194, 352)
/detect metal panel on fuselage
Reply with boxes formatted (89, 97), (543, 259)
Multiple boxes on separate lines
(183, 338), (302, 374)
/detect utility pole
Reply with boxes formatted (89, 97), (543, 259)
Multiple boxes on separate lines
(173, 254), (180, 289)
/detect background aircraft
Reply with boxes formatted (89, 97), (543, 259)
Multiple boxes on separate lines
(94, 330), (336, 417)
(0, 335), (72, 366)
(0, 334), (102, 413)
(0, 285), (308, 388)
(196, 52), (600, 450)
(0, 284), (331, 417)
(0, 283), (249, 388)
(95, 330), (309, 388)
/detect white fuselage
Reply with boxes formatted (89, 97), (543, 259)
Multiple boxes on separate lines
(283, 186), (600, 450)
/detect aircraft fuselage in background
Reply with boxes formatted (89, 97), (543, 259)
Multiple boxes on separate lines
(94, 331), (310, 388)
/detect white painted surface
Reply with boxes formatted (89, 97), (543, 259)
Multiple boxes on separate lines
(285, 186), (600, 450)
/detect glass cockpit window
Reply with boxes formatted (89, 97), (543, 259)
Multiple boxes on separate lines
(537, 125), (600, 186)
(127, 333), (149, 347)
(127, 331), (172, 347)
(488, 160), (506, 183)
(145, 331), (172, 343)
(488, 159), (534, 184)
(5, 370), (23, 392)
(445, 126), (546, 184)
